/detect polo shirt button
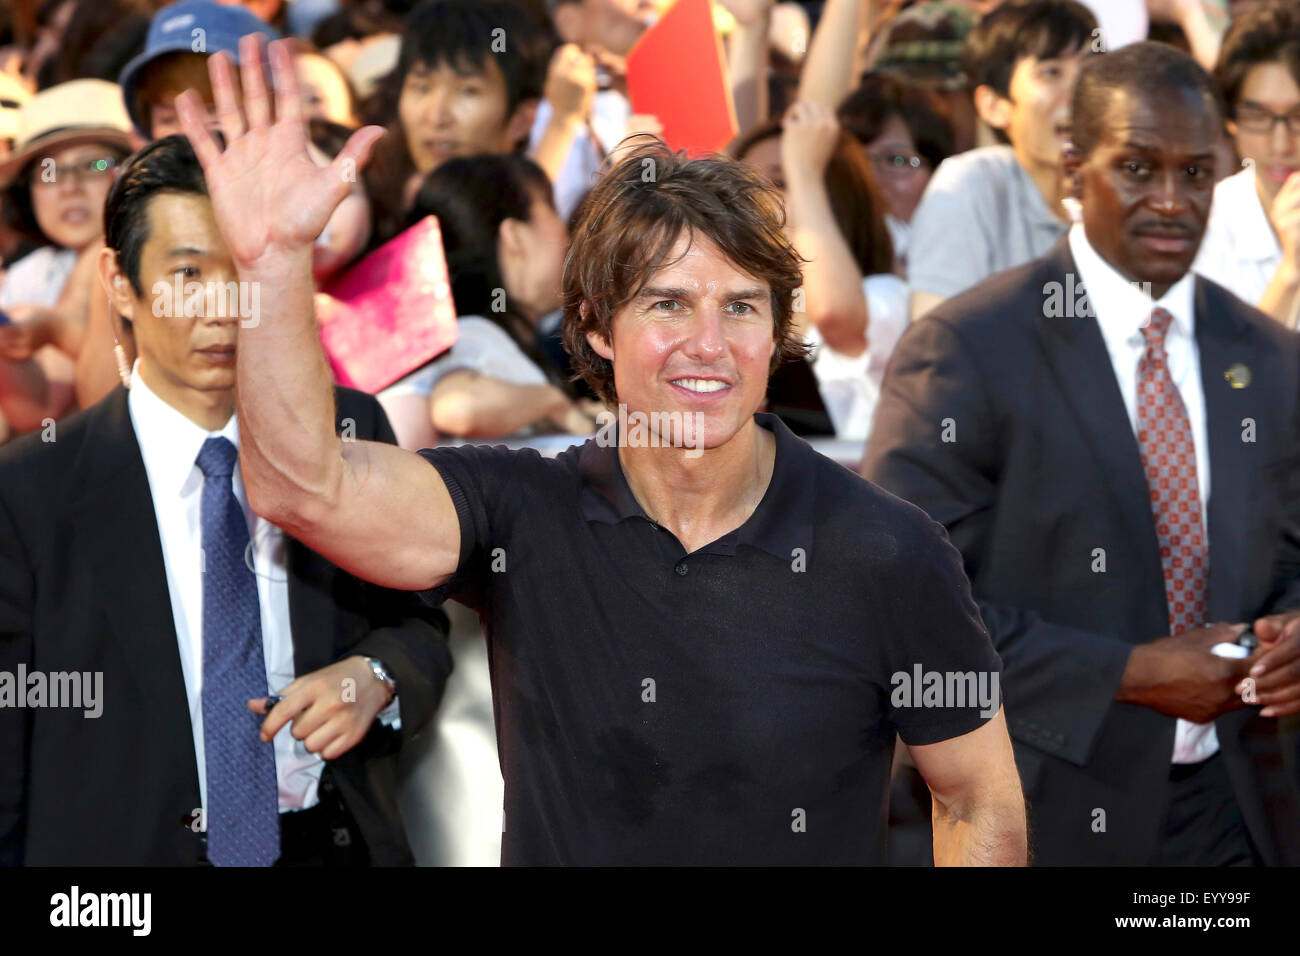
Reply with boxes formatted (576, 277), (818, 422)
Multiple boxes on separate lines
(675, 561), (688, 576)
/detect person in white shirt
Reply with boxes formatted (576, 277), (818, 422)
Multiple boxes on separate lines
(0, 80), (135, 433)
(733, 106), (908, 444)
(528, 0), (656, 221)
(379, 153), (598, 450)
(1194, 4), (1300, 327)
(0, 133), (450, 866)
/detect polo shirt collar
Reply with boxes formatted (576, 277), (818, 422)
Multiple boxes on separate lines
(578, 411), (813, 561)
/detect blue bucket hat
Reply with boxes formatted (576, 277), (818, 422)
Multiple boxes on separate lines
(118, 0), (279, 134)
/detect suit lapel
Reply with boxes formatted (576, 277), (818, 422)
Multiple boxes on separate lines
(1196, 279), (1253, 620)
(1033, 241), (1163, 575)
(67, 389), (198, 780)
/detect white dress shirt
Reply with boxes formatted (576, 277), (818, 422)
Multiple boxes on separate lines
(1069, 224), (1218, 764)
(1193, 165), (1282, 310)
(127, 364), (399, 815)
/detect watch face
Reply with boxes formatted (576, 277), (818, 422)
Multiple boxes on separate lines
(368, 658), (395, 690)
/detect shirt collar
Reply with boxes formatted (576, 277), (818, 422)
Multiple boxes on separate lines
(578, 411), (813, 561)
(1068, 221), (1196, 351)
(127, 359), (239, 497)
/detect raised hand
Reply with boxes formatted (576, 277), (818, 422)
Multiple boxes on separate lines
(176, 34), (385, 271)
(545, 43), (597, 123)
(781, 99), (840, 180)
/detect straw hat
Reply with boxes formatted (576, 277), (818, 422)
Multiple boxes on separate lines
(0, 79), (135, 189)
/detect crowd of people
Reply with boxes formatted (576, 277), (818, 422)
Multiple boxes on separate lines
(1, 0), (1300, 868)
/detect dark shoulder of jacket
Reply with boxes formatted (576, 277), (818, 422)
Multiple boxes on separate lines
(920, 253), (1062, 347)
(0, 400), (98, 516)
(1199, 274), (1300, 358)
(332, 386), (384, 437)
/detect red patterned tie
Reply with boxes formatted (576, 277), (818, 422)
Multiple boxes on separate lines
(1137, 307), (1208, 634)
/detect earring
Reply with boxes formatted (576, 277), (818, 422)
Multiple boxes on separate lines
(110, 302), (131, 388)
(113, 340), (132, 389)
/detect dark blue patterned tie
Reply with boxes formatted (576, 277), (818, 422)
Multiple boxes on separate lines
(197, 436), (280, 866)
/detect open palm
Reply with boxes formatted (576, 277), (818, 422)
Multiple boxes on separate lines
(177, 35), (385, 269)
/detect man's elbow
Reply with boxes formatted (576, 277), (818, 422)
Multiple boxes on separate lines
(429, 392), (477, 438)
(243, 456), (343, 536)
(932, 777), (1028, 866)
(812, 308), (868, 356)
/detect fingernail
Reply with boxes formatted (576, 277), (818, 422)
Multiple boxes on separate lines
(1251, 663), (1266, 676)
(1261, 707), (1276, 717)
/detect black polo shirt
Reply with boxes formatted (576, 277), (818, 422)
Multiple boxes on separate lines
(419, 412), (1001, 865)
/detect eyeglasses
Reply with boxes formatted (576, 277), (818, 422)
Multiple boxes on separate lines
(868, 152), (928, 177)
(1234, 106), (1300, 137)
(28, 155), (119, 189)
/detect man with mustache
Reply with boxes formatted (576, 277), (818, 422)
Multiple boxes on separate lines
(864, 41), (1300, 865)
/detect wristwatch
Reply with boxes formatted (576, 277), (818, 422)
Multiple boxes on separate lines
(364, 657), (397, 700)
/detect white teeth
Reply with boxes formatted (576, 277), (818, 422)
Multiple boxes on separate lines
(673, 378), (727, 393)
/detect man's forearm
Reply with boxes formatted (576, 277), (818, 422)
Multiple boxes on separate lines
(728, 9), (770, 133)
(932, 793), (1027, 866)
(785, 173), (869, 354)
(236, 250), (342, 527)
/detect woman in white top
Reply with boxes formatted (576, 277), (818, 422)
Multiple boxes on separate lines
(0, 80), (133, 432)
(378, 153), (597, 451)
(733, 105), (909, 444)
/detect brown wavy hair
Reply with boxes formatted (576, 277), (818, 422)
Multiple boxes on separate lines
(562, 138), (808, 406)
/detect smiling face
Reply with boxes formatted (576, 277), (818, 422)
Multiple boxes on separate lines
(109, 191), (242, 413)
(29, 142), (121, 251)
(1229, 61), (1300, 207)
(585, 232), (777, 451)
(398, 57), (531, 174)
(1071, 85), (1219, 298)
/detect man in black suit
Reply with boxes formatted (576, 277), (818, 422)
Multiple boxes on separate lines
(864, 42), (1300, 866)
(0, 135), (452, 866)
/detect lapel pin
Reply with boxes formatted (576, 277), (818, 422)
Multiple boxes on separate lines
(1225, 363), (1251, 389)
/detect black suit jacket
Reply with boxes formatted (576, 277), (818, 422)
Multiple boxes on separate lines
(0, 385), (452, 865)
(862, 239), (1300, 865)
